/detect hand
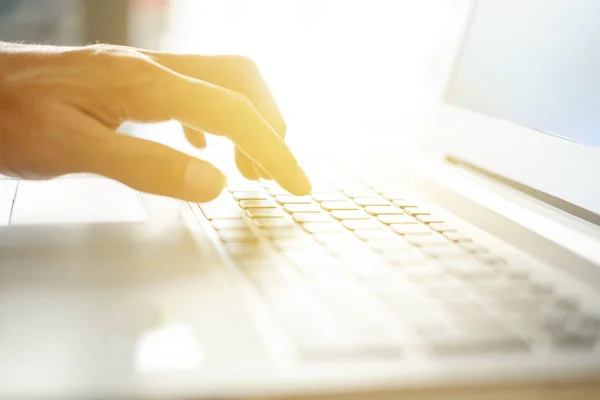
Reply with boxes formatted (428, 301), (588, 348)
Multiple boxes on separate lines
(0, 43), (311, 201)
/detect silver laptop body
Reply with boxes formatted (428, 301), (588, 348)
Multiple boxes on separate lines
(1, 0), (599, 399)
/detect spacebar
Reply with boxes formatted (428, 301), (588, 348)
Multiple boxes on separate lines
(427, 335), (529, 356)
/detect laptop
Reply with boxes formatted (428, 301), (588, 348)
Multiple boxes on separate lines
(1, 0), (600, 398)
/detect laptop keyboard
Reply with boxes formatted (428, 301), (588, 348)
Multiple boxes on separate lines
(196, 177), (600, 360)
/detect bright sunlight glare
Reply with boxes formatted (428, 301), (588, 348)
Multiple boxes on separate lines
(160, 0), (470, 148)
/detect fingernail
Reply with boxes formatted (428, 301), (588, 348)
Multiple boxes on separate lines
(185, 161), (226, 202)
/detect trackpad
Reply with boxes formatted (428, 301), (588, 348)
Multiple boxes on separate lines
(11, 178), (148, 225)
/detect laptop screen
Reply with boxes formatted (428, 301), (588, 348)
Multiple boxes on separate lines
(446, 0), (600, 149)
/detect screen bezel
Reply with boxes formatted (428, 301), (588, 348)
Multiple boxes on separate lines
(429, 0), (600, 217)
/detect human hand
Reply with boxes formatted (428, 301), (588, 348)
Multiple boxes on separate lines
(0, 43), (311, 201)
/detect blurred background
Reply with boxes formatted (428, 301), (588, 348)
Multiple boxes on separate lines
(0, 0), (471, 148)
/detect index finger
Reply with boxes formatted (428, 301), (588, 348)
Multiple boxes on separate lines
(141, 66), (310, 195)
(146, 52), (285, 181)
(145, 52), (287, 136)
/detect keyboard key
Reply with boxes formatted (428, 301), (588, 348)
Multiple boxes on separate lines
(381, 191), (407, 201)
(443, 231), (471, 242)
(232, 191), (269, 201)
(343, 189), (375, 198)
(353, 197), (390, 207)
(321, 201), (359, 212)
(294, 334), (402, 361)
(403, 207), (431, 216)
(260, 228), (305, 239)
(211, 219), (249, 230)
(418, 281), (467, 299)
(474, 280), (527, 299)
(254, 218), (294, 228)
(246, 208), (286, 218)
(227, 181), (262, 192)
(420, 245), (466, 258)
(310, 183), (339, 194)
(414, 321), (451, 338)
(450, 317), (508, 335)
(332, 180), (365, 191)
(459, 242), (489, 253)
(354, 229), (397, 241)
(368, 240), (413, 252)
(499, 266), (529, 281)
(199, 199), (242, 220)
(326, 243), (374, 258)
(271, 238), (317, 251)
(390, 224), (431, 235)
(283, 204), (323, 214)
(223, 242), (268, 258)
(416, 214), (444, 224)
(426, 333), (528, 356)
(496, 296), (540, 314)
(239, 200), (275, 209)
(442, 258), (481, 271)
(312, 193), (346, 202)
(283, 247), (338, 267)
(405, 235), (449, 246)
(401, 266), (448, 283)
(303, 222), (344, 234)
(429, 223), (457, 233)
(293, 213), (333, 223)
(331, 210), (371, 220)
(571, 314), (600, 337)
(530, 282), (555, 297)
(392, 199), (419, 208)
(552, 333), (597, 350)
(365, 206), (404, 216)
(443, 259), (496, 280)
(538, 311), (568, 335)
(442, 300), (487, 316)
(342, 220), (382, 231)
(268, 187), (291, 196)
(218, 229), (259, 243)
(553, 297), (578, 313)
(475, 253), (506, 265)
(385, 252), (430, 266)
(313, 233), (354, 245)
(275, 195), (312, 205)
(451, 268), (497, 282)
(377, 214), (417, 225)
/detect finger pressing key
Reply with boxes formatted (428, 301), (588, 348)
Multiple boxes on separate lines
(158, 72), (311, 195)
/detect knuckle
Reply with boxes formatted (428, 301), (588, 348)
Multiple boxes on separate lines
(75, 45), (161, 117)
(86, 43), (138, 59)
(81, 44), (155, 75)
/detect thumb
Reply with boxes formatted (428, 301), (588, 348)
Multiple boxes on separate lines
(81, 130), (226, 202)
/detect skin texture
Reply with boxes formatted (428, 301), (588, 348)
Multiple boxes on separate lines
(0, 42), (311, 201)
